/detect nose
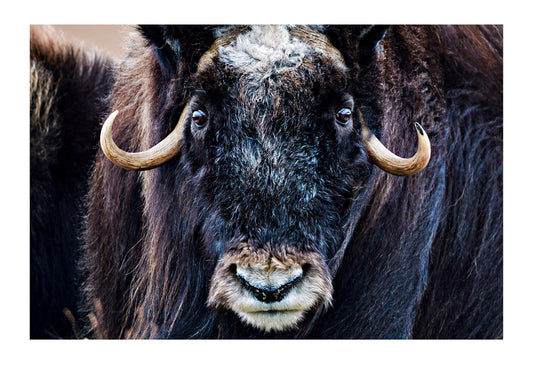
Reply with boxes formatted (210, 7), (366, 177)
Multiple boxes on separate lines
(231, 262), (304, 303)
(238, 274), (302, 303)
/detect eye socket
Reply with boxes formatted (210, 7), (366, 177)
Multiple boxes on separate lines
(192, 109), (208, 128)
(335, 107), (352, 125)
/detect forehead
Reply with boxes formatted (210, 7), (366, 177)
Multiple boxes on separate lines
(195, 26), (349, 114)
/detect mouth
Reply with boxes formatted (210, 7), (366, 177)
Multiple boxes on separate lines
(247, 309), (301, 314)
(236, 309), (307, 332)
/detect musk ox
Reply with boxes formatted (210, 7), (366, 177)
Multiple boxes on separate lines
(30, 25), (115, 338)
(30, 24), (502, 339)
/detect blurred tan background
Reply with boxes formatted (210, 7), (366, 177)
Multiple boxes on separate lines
(52, 25), (134, 58)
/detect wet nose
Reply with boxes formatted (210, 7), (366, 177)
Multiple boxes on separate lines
(239, 275), (301, 303)
(231, 263), (303, 303)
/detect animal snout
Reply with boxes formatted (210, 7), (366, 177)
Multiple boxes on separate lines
(229, 262), (304, 303)
(207, 244), (333, 332)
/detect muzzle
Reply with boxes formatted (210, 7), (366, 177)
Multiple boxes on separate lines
(207, 243), (333, 332)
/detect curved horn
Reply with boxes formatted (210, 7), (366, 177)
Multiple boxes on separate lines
(100, 105), (189, 171)
(359, 110), (431, 176)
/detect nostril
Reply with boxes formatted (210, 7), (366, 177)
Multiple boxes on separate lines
(228, 263), (237, 274)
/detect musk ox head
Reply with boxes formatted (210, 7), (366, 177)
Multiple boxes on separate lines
(100, 25), (430, 333)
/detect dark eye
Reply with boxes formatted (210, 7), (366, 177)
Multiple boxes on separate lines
(335, 108), (352, 125)
(192, 109), (208, 128)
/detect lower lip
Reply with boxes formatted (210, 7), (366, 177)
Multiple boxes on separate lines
(237, 308), (306, 331)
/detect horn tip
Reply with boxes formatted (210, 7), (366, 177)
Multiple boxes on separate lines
(414, 122), (425, 135)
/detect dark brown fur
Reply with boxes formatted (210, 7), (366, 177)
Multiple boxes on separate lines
(30, 25), (115, 338)
(31, 25), (502, 339)
(312, 25), (502, 338)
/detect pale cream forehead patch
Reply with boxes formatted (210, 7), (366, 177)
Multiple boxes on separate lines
(218, 25), (312, 72)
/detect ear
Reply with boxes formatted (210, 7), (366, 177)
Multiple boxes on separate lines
(137, 25), (218, 79)
(357, 25), (389, 60)
(324, 25), (389, 64)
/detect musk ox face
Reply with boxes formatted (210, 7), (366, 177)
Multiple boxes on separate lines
(176, 26), (368, 331)
(100, 25), (429, 334)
